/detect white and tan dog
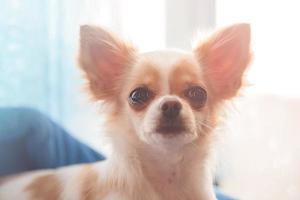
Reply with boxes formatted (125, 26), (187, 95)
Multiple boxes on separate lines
(0, 23), (251, 200)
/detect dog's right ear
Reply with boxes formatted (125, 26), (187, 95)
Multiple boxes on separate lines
(79, 25), (136, 100)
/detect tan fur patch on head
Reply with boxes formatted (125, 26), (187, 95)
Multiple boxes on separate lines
(169, 58), (204, 96)
(128, 60), (161, 94)
(25, 174), (61, 200)
(126, 60), (161, 112)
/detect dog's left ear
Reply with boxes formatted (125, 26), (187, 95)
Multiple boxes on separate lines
(79, 25), (136, 100)
(194, 23), (251, 100)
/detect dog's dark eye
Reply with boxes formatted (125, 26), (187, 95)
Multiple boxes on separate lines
(184, 86), (207, 108)
(129, 87), (154, 108)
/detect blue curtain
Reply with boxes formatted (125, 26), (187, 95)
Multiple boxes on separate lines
(0, 0), (81, 124)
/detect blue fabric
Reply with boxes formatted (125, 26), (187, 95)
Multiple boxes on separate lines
(0, 107), (105, 176)
(0, 107), (234, 200)
(215, 189), (236, 200)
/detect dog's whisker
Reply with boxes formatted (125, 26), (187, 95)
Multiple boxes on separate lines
(197, 121), (214, 130)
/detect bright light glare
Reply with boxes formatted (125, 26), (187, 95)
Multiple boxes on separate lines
(78, 0), (165, 52)
(120, 0), (166, 51)
(217, 0), (300, 96)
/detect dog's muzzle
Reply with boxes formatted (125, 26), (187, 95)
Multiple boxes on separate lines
(155, 99), (186, 135)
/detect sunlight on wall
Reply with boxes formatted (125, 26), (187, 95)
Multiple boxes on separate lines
(217, 0), (300, 96)
(78, 0), (166, 52)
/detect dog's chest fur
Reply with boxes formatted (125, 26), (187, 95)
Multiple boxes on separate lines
(0, 144), (216, 200)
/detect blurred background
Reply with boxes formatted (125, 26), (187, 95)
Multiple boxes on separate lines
(1, 0), (300, 199)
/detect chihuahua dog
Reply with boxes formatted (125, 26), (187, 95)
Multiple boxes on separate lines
(0, 23), (251, 200)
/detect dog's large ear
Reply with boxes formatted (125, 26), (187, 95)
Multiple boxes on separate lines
(79, 25), (136, 100)
(194, 23), (251, 100)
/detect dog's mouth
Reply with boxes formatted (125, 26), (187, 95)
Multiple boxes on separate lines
(155, 118), (187, 136)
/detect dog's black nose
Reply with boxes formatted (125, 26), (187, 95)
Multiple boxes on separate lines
(161, 100), (182, 119)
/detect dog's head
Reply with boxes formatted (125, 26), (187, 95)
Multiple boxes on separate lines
(79, 24), (251, 150)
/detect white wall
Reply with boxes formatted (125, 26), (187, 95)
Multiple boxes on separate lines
(165, 0), (215, 49)
(219, 93), (300, 199)
(216, 1), (300, 198)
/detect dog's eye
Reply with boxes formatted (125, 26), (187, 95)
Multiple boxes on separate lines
(129, 87), (154, 108)
(184, 86), (207, 108)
